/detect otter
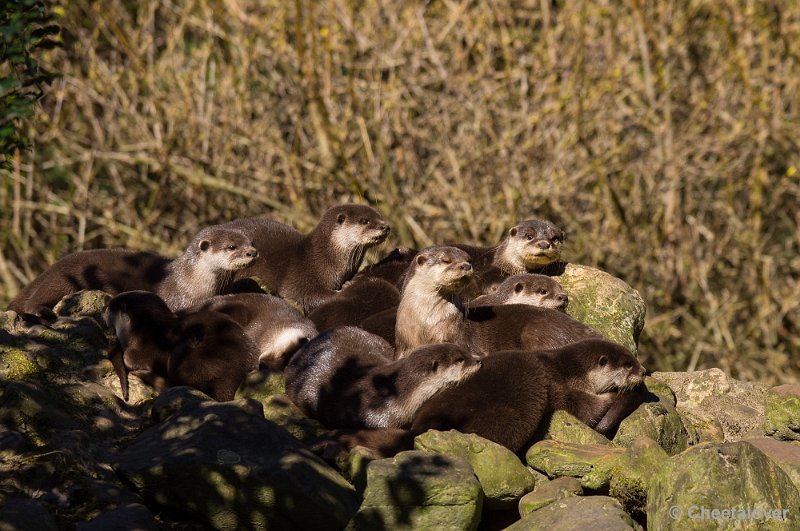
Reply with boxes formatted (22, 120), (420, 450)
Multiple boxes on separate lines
(411, 340), (646, 453)
(355, 246), (418, 288)
(284, 326), (482, 429)
(104, 291), (259, 402)
(467, 273), (568, 311)
(8, 226), (257, 318)
(375, 246), (599, 357)
(185, 292), (318, 370)
(307, 276), (401, 332)
(453, 219), (565, 293)
(312, 340), (646, 457)
(221, 204), (390, 313)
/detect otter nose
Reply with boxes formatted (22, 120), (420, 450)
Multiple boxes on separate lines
(558, 293), (569, 303)
(535, 240), (552, 250)
(460, 262), (472, 272)
(379, 222), (390, 234)
(246, 248), (258, 258)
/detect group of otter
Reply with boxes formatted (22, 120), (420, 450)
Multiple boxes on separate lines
(8, 204), (646, 455)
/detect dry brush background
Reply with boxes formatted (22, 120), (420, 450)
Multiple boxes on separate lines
(1, 0), (798, 383)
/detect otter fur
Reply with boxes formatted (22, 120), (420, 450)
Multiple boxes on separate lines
(468, 273), (569, 310)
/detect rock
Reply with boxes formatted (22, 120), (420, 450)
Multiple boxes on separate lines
(648, 441), (800, 530)
(608, 437), (669, 517)
(772, 384), (800, 398)
(348, 450), (483, 531)
(764, 391), (800, 441)
(0, 497), (59, 531)
(236, 369), (286, 401)
(52, 290), (111, 321)
(0, 427), (27, 454)
(116, 400), (358, 531)
(0, 381), (82, 445)
(552, 263), (646, 352)
(75, 502), (158, 531)
(650, 370), (769, 442)
(745, 438), (800, 490)
(146, 386), (215, 423)
(642, 377), (676, 406)
(612, 398), (690, 455)
(261, 395), (327, 444)
(414, 430), (536, 509)
(525, 440), (625, 490)
(545, 410), (611, 445)
(98, 362), (158, 405)
(518, 477), (582, 516)
(506, 495), (640, 530)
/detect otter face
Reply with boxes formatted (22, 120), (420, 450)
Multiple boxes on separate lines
(504, 219), (565, 270)
(194, 227), (258, 271)
(495, 274), (569, 310)
(413, 246), (474, 295)
(588, 347), (646, 394)
(328, 204), (391, 251)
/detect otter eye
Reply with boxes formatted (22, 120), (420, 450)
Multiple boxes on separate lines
(526, 235), (534, 241)
(228, 245), (238, 250)
(514, 283), (524, 294)
(337, 213), (347, 224)
(441, 257), (452, 264)
(539, 288), (548, 295)
(624, 362), (633, 370)
(360, 218), (369, 225)
(598, 355), (608, 367)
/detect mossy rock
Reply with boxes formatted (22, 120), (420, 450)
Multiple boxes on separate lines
(518, 476), (582, 516)
(506, 495), (640, 530)
(553, 263), (646, 353)
(764, 391), (800, 441)
(261, 394), (327, 444)
(613, 398), (690, 455)
(643, 376), (677, 406)
(236, 369), (286, 401)
(745, 438), (800, 491)
(53, 290), (111, 321)
(608, 437), (669, 518)
(0, 345), (45, 381)
(648, 441), (800, 530)
(545, 410), (611, 446)
(348, 450), (483, 531)
(414, 430), (536, 510)
(525, 440), (625, 490)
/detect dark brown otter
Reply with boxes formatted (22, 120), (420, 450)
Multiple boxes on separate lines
(184, 293), (318, 370)
(410, 340), (646, 453)
(307, 277), (401, 332)
(313, 340), (646, 458)
(453, 219), (566, 293)
(383, 246), (599, 357)
(355, 246), (418, 288)
(221, 204), (390, 313)
(468, 273), (569, 310)
(104, 291), (260, 402)
(8, 226), (257, 318)
(284, 326), (482, 429)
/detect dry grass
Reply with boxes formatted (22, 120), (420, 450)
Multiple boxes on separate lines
(1, 0), (799, 383)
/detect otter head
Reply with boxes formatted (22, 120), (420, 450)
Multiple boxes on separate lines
(584, 342), (646, 394)
(323, 204), (391, 252)
(501, 219), (565, 272)
(407, 246), (474, 296)
(104, 291), (175, 347)
(191, 227), (258, 272)
(495, 274), (569, 310)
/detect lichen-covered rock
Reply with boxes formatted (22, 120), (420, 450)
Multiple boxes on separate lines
(98, 360), (158, 405)
(650, 370), (769, 442)
(260, 394), (327, 444)
(518, 476), (582, 516)
(613, 398), (690, 455)
(609, 437), (669, 517)
(53, 290), (111, 321)
(525, 440), (625, 490)
(0, 381), (83, 445)
(348, 450), (483, 531)
(116, 400), (357, 531)
(648, 441), (800, 530)
(0, 343), (45, 381)
(146, 386), (215, 423)
(764, 391), (800, 441)
(643, 376), (677, 406)
(745, 438), (800, 491)
(414, 429), (536, 509)
(545, 410), (611, 445)
(506, 495), (640, 530)
(236, 369), (286, 401)
(552, 263), (646, 352)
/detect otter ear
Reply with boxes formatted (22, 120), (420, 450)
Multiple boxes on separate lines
(337, 213), (347, 224)
(598, 355), (608, 367)
(416, 255), (428, 266)
(514, 282), (524, 294)
(199, 240), (211, 252)
(509, 227), (518, 237)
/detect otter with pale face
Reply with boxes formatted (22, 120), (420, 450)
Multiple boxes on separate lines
(8, 225), (257, 318)
(284, 326), (482, 429)
(222, 204), (390, 313)
(468, 273), (569, 311)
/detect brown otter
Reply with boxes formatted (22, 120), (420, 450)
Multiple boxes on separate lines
(377, 246), (599, 357)
(307, 276), (401, 332)
(411, 340), (646, 452)
(221, 204), (390, 313)
(354, 246), (418, 288)
(467, 273), (569, 311)
(8, 226), (257, 318)
(185, 292), (318, 370)
(284, 326), (482, 429)
(104, 291), (259, 401)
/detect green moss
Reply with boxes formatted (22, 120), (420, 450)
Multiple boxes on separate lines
(0, 347), (42, 381)
(764, 391), (800, 441)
